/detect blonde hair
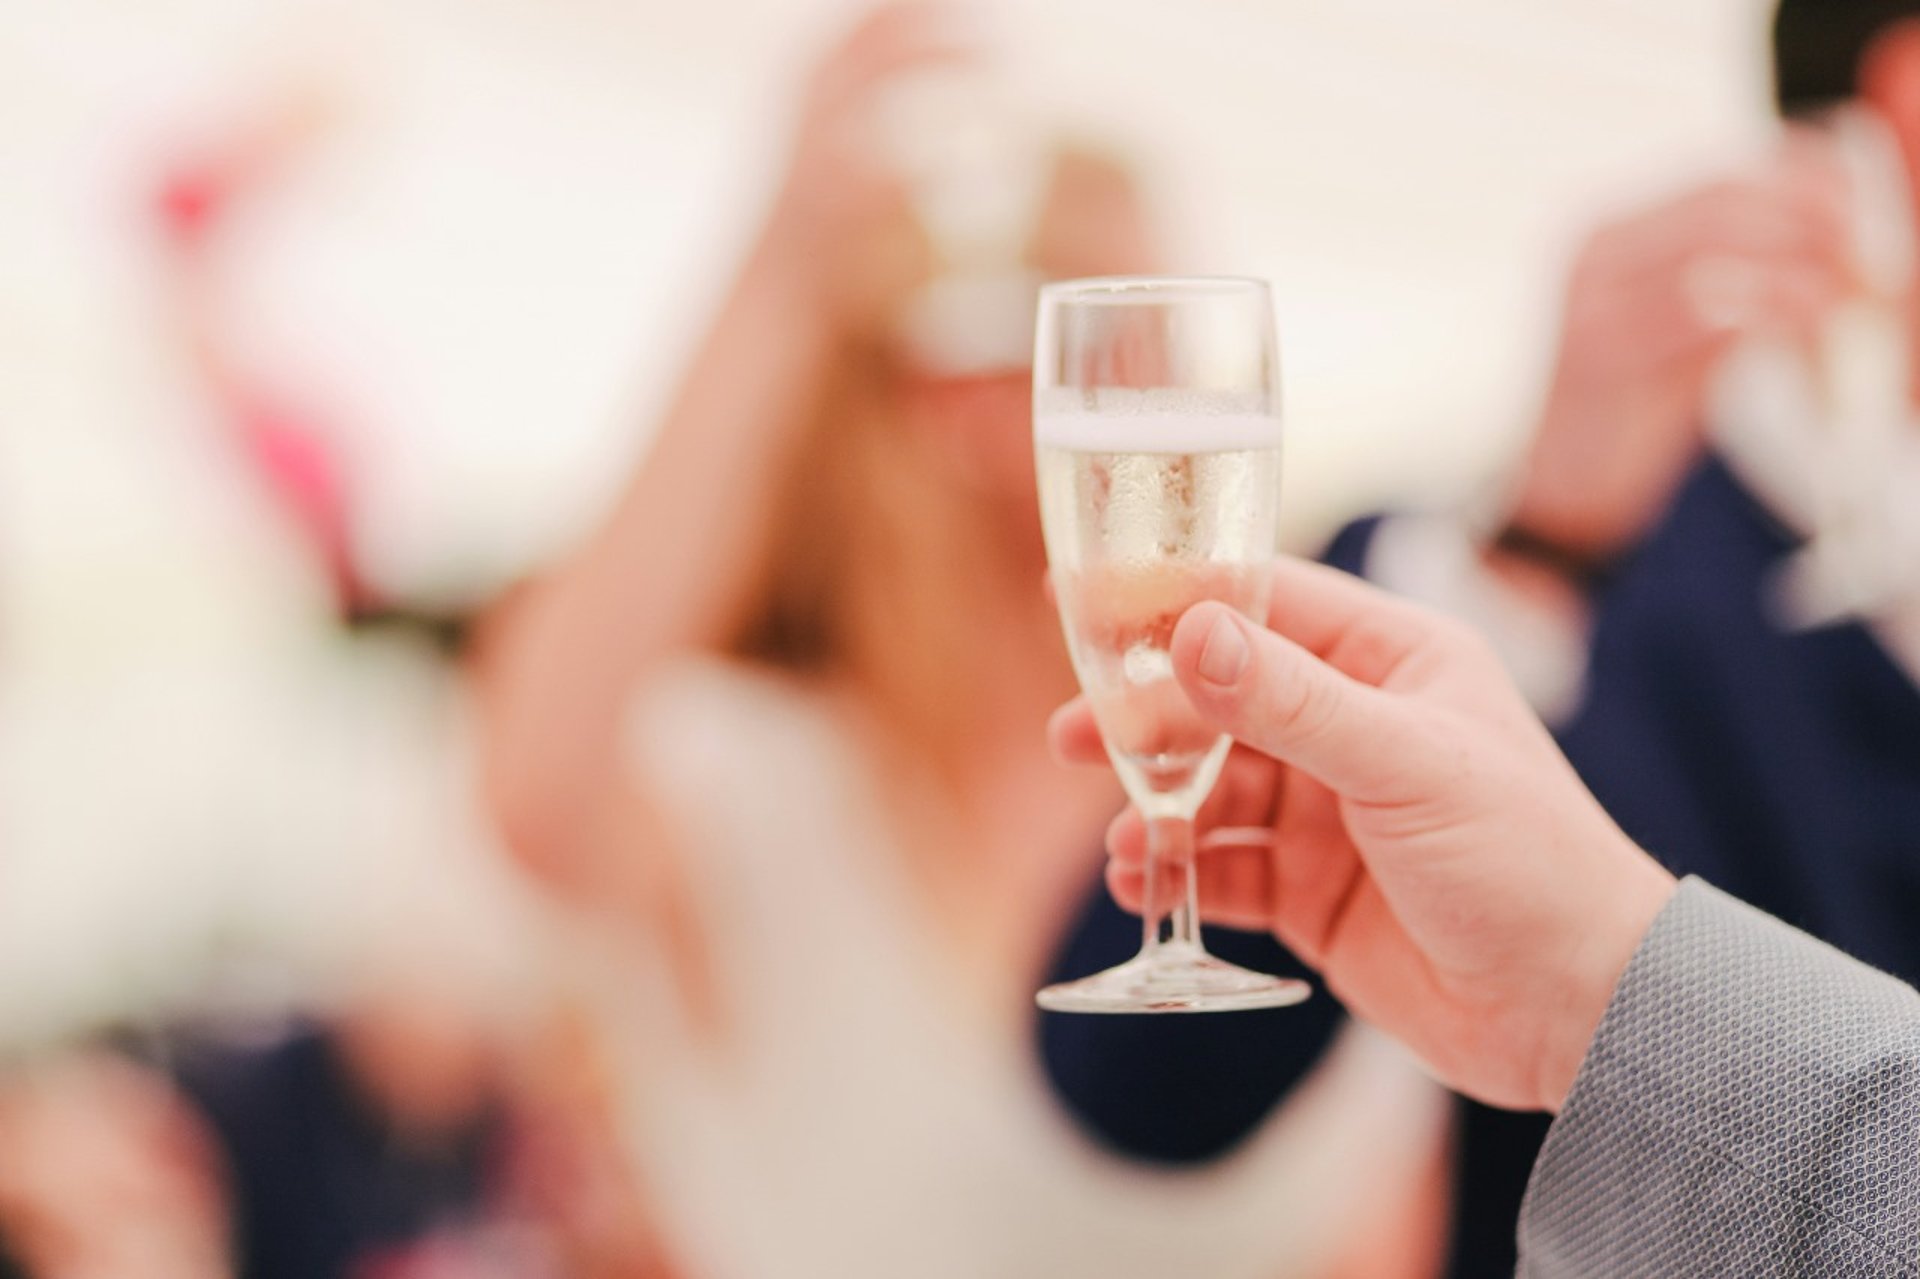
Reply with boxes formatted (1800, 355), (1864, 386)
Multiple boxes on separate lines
(725, 145), (1155, 782)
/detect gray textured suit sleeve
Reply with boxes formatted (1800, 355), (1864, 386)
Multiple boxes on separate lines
(1516, 877), (1920, 1277)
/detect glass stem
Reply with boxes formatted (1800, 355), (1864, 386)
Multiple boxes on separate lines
(1143, 815), (1205, 956)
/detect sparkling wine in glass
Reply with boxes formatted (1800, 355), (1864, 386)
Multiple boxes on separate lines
(1034, 276), (1311, 1013)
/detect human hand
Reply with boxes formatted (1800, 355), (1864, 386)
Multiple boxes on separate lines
(758, 3), (975, 331)
(1508, 137), (1853, 563)
(1050, 559), (1676, 1112)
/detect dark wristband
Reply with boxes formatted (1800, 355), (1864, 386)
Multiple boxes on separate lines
(1490, 521), (1611, 586)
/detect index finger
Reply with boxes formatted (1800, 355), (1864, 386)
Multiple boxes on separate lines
(1047, 697), (1107, 766)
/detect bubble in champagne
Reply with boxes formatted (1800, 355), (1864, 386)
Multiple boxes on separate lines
(1123, 641), (1172, 685)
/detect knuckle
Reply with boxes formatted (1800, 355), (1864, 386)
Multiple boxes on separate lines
(1263, 668), (1344, 744)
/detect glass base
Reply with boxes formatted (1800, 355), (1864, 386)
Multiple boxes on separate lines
(1036, 941), (1313, 1014)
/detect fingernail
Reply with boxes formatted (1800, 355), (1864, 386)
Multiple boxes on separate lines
(1195, 611), (1249, 686)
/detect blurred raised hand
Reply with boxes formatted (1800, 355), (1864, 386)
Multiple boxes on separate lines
(477, 4), (979, 889)
(760, 3), (976, 333)
(1505, 137), (1852, 564)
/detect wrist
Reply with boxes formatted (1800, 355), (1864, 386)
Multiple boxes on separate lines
(1495, 444), (1640, 578)
(1504, 407), (1707, 571)
(1536, 850), (1679, 1111)
(1489, 515), (1612, 587)
(1500, 397), (1637, 573)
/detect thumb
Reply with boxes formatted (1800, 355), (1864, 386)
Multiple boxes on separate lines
(1171, 602), (1432, 802)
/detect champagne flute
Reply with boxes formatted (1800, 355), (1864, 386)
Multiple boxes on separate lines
(1034, 276), (1310, 1014)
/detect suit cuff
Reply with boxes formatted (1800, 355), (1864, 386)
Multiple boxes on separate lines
(1517, 877), (1920, 1276)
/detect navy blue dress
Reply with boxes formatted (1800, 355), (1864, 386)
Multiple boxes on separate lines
(175, 1027), (499, 1279)
(1038, 882), (1343, 1164)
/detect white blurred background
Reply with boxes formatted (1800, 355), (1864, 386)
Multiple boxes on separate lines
(0, 0), (1772, 1044)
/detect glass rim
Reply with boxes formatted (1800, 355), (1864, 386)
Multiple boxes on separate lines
(1038, 275), (1270, 306)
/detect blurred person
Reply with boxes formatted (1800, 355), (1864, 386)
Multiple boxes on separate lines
(1049, 558), (1920, 1276)
(173, 898), (682, 1279)
(174, 979), (681, 1279)
(0, 1049), (233, 1279)
(177, 977), (511, 1279)
(1301, 0), (1920, 1271)
(476, 6), (1450, 1278)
